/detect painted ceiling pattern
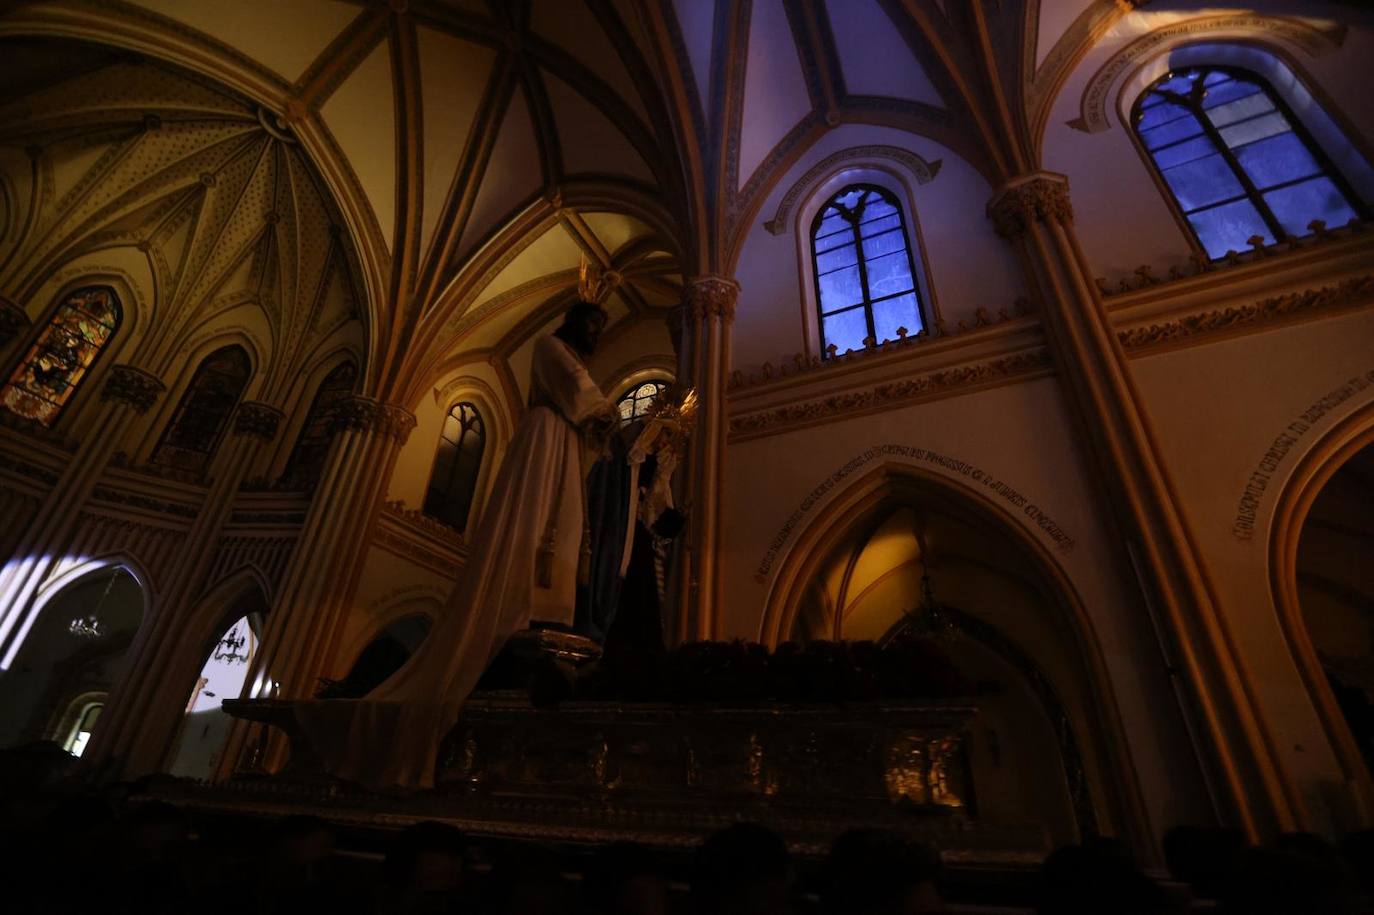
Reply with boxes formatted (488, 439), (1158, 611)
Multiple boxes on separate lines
(0, 0), (1361, 403)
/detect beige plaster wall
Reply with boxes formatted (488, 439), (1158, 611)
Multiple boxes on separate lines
(1128, 305), (1374, 833)
(731, 124), (1025, 374)
(723, 375), (1211, 839)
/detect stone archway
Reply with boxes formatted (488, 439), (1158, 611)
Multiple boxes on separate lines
(0, 559), (146, 752)
(761, 461), (1154, 853)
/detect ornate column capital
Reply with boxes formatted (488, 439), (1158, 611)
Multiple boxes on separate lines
(987, 172), (1074, 241)
(330, 395), (417, 444)
(233, 401), (285, 441)
(99, 364), (166, 414)
(684, 275), (741, 323)
(0, 295), (30, 348)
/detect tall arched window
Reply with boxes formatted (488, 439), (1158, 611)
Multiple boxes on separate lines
(616, 378), (668, 426)
(811, 184), (925, 357)
(0, 285), (121, 426)
(281, 361), (357, 490)
(150, 345), (251, 474)
(423, 401), (485, 531)
(1133, 66), (1366, 258)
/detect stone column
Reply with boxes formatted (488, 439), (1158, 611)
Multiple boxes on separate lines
(674, 277), (739, 643)
(0, 365), (165, 669)
(215, 395), (415, 775)
(987, 172), (1295, 837)
(87, 401), (285, 776)
(0, 295), (29, 354)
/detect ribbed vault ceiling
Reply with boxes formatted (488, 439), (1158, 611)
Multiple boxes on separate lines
(0, 0), (1362, 402)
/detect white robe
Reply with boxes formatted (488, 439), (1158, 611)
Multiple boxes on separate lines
(297, 335), (609, 788)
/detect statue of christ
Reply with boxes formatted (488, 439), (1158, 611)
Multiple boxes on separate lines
(299, 300), (616, 788)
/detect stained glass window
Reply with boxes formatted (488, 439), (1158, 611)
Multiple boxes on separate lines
(811, 185), (925, 357)
(0, 286), (121, 426)
(1133, 66), (1367, 259)
(281, 361), (356, 490)
(150, 345), (251, 475)
(616, 379), (668, 425)
(423, 402), (485, 532)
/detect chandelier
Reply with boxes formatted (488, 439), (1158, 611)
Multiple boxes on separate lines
(212, 624), (251, 664)
(68, 569), (124, 639)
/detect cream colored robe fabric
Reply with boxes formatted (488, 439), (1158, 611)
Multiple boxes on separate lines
(297, 335), (609, 788)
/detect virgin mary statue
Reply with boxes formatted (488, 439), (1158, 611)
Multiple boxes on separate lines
(299, 297), (616, 788)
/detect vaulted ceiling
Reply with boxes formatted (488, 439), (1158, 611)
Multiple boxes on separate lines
(0, 0), (1361, 404)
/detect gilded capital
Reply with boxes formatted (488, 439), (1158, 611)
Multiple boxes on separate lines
(987, 173), (1073, 240)
(684, 275), (741, 323)
(99, 364), (166, 414)
(330, 395), (417, 444)
(0, 296), (29, 347)
(234, 401), (285, 441)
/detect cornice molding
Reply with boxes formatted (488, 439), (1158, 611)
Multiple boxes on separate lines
(986, 173), (1073, 241)
(99, 364), (166, 414)
(763, 145), (943, 236)
(730, 349), (1053, 442)
(331, 395), (417, 444)
(375, 500), (466, 579)
(730, 301), (1035, 392)
(1118, 275), (1374, 353)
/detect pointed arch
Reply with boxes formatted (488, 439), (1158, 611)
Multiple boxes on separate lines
(149, 344), (252, 475)
(760, 460), (1154, 853)
(0, 284), (121, 426)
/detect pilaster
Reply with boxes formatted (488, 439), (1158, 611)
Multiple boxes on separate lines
(0, 365), (165, 668)
(675, 276), (738, 643)
(88, 400), (288, 776)
(988, 171), (1296, 838)
(214, 395), (415, 776)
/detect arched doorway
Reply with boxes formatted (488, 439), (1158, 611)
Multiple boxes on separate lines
(0, 562), (146, 752)
(1270, 410), (1374, 832)
(764, 463), (1157, 852)
(1296, 442), (1374, 781)
(166, 589), (267, 779)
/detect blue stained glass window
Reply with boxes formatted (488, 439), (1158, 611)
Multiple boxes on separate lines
(810, 185), (926, 356)
(1133, 65), (1367, 258)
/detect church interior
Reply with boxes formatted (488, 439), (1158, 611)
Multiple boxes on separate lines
(1, 0), (1373, 912)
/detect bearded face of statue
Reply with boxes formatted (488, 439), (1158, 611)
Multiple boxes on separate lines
(558, 303), (607, 357)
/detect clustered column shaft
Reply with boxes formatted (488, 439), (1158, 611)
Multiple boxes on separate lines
(215, 396), (415, 775)
(988, 171), (1297, 838)
(673, 276), (739, 643)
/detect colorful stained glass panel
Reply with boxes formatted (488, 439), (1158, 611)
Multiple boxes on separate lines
(0, 286), (121, 426)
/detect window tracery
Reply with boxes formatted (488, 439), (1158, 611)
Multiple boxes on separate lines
(423, 401), (485, 532)
(150, 345), (251, 474)
(616, 379), (668, 425)
(281, 361), (357, 490)
(810, 185), (925, 356)
(0, 285), (121, 426)
(1132, 65), (1366, 258)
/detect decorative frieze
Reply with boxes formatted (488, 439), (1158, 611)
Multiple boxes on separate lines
(330, 396), (417, 443)
(987, 174), (1073, 241)
(729, 301), (1034, 392)
(90, 485), (200, 520)
(684, 276), (740, 323)
(233, 401), (285, 440)
(1118, 275), (1374, 351)
(0, 296), (29, 348)
(730, 350), (1053, 439)
(100, 365), (166, 414)
(382, 499), (465, 546)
